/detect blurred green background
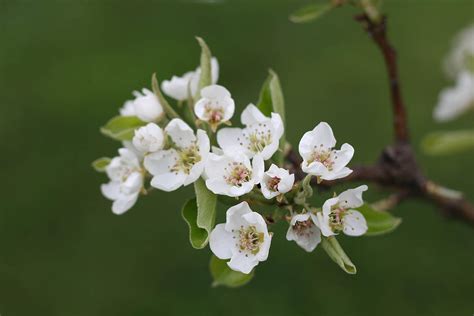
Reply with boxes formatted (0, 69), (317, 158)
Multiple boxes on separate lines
(1, 0), (473, 315)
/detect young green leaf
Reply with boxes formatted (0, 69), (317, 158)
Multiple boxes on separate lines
(321, 236), (357, 274)
(209, 255), (254, 288)
(357, 204), (402, 236)
(257, 69), (286, 164)
(196, 37), (212, 96)
(151, 73), (180, 119)
(181, 178), (217, 249)
(100, 115), (145, 141)
(91, 157), (111, 172)
(422, 130), (474, 155)
(289, 3), (333, 24)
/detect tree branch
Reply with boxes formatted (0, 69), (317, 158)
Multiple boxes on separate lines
(285, 13), (474, 227)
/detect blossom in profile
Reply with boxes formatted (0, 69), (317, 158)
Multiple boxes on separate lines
(161, 57), (219, 101)
(317, 185), (368, 237)
(286, 213), (321, 252)
(132, 123), (164, 154)
(101, 148), (144, 215)
(209, 202), (272, 274)
(434, 72), (474, 122)
(132, 88), (164, 122)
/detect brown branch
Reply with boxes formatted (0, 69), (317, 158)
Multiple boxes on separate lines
(285, 13), (474, 227)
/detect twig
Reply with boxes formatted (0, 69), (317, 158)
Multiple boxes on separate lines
(285, 13), (474, 227)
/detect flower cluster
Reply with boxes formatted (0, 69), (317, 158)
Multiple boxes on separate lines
(434, 24), (474, 122)
(94, 39), (371, 280)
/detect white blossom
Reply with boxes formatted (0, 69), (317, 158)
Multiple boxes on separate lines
(298, 122), (354, 181)
(286, 213), (321, 252)
(317, 185), (368, 237)
(217, 104), (284, 160)
(144, 119), (210, 191)
(132, 123), (164, 153)
(194, 85), (235, 130)
(204, 151), (264, 197)
(444, 24), (474, 79)
(119, 100), (136, 116)
(161, 57), (219, 101)
(434, 72), (474, 122)
(209, 202), (272, 274)
(132, 88), (164, 122)
(260, 164), (295, 199)
(101, 148), (144, 215)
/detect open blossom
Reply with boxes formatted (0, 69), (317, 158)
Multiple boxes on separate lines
(132, 123), (164, 153)
(444, 24), (474, 79)
(286, 213), (321, 252)
(260, 164), (295, 199)
(209, 202), (272, 274)
(144, 119), (210, 191)
(132, 88), (164, 122)
(434, 72), (474, 122)
(299, 122), (354, 181)
(217, 104), (284, 160)
(204, 151), (264, 197)
(101, 148), (144, 215)
(317, 185), (368, 237)
(161, 57), (219, 101)
(194, 85), (235, 130)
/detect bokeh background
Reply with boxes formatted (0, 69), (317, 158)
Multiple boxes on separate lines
(1, 0), (473, 315)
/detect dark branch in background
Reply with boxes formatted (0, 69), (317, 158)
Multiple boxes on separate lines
(286, 14), (474, 226)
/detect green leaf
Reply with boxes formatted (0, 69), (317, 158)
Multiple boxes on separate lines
(257, 69), (286, 164)
(100, 115), (145, 141)
(210, 255), (254, 288)
(151, 73), (180, 119)
(181, 178), (217, 249)
(289, 3), (333, 24)
(196, 37), (212, 96)
(357, 204), (402, 236)
(321, 236), (356, 274)
(91, 157), (111, 172)
(422, 130), (474, 155)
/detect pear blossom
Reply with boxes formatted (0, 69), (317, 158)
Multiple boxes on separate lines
(444, 24), (474, 79)
(316, 185), (368, 237)
(144, 119), (210, 191)
(132, 123), (164, 153)
(209, 202), (272, 274)
(161, 57), (219, 101)
(194, 85), (235, 130)
(298, 122), (354, 181)
(433, 72), (474, 122)
(131, 88), (164, 122)
(286, 213), (321, 252)
(217, 104), (284, 160)
(119, 100), (136, 116)
(260, 164), (295, 199)
(204, 151), (264, 197)
(101, 148), (144, 215)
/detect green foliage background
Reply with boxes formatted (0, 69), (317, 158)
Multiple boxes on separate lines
(1, 0), (473, 315)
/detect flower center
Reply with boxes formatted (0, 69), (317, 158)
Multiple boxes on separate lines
(224, 162), (252, 186)
(204, 103), (224, 124)
(267, 176), (281, 192)
(236, 225), (264, 255)
(329, 205), (346, 233)
(309, 146), (336, 171)
(292, 218), (314, 237)
(239, 123), (273, 154)
(171, 144), (201, 175)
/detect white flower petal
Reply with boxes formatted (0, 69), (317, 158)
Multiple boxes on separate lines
(241, 103), (268, 125)
(150, 171), (187, 192)
(101, 181), (121, 200)
(209, 224), (234, 260)
(338, 185), (368, 209)
(228, 252), (259, 274)
(225, 202), (253, 231)
(133, 88), (163, 122)
(343, 210), (368, 236)
(112, 193), (139, 215)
